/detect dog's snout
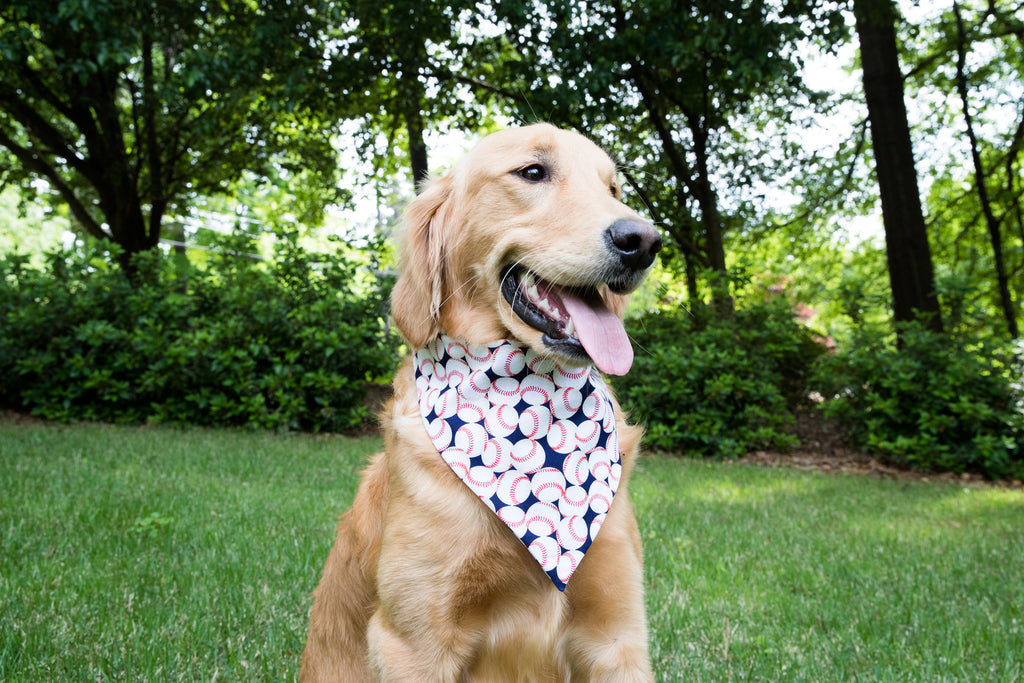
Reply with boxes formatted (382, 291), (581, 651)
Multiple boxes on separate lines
(606, 219), (662, 271)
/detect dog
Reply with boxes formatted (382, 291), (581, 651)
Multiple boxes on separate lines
(300, 123), (662, 682)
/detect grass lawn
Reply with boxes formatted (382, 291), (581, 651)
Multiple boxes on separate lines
(1, 418), (1022, 682)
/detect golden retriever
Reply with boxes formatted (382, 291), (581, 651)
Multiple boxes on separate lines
(300, 123), (661, 682)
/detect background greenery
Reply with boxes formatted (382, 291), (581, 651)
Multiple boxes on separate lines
(2, 420), (1023, 682)
(2, 0), (1023, 477)
(0, 234), (398, 432)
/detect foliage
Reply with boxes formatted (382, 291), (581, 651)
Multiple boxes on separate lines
(905, 0), (1024, 339)
(0, 233), (398, 431)
(486, 0), (848, 306)
(615, 298), (828, 458)
(813, 322), (1024, 480)
(0, 0), (350, 269)
(335, 0), (496, 187)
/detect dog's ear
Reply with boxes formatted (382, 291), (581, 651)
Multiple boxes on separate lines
(391, 174), (456, 349)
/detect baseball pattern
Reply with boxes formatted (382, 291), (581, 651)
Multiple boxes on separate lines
(414, 335), (622, 591)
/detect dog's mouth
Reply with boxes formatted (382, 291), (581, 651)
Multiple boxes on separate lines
(501, 265), (634, 375)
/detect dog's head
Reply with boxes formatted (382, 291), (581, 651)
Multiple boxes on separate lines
(391, 123), (661, 375)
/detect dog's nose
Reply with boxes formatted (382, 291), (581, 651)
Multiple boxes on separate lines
(606, 219), (662, 271)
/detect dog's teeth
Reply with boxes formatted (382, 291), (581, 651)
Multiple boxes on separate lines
(527, 284), (541, 301)
(521, 272), (535, 289)
(565, 318), (576, 336)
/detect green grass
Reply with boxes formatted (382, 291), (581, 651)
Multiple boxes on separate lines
(2, 419), (1022, 681)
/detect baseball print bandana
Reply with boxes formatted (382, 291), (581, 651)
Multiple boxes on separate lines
(414, 335), (622, 591)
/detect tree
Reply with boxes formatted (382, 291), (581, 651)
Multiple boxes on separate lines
(0, 0), (348, 274)
(950, 1), (1019, 339)
(853, 0), (944, 334)
(907, 0), (1023, 339)
(335, 0), (494, 194)
(487, 0), (846, 313)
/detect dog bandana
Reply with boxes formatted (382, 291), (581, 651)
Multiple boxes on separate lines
(414, 335), (622, 591)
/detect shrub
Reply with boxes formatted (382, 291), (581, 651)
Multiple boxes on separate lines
(0, 232), (399, 431)
(615, 299), (827, 458)
(812, 322), (1024, 480)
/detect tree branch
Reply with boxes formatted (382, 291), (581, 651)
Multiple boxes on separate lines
(0, 129), (109, 241)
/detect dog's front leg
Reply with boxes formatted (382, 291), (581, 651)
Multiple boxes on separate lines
(363, 491), (489, 682)
(562, 491), (654, 683)
(366, 607), (474, 682)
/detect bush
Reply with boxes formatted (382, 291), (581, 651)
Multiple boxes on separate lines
(0, 232), (399, 431)
(615, 299), (827, 458)
(813, 323), (1024, 480)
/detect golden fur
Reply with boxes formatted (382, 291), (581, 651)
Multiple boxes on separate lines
(300, 124), (655, 682)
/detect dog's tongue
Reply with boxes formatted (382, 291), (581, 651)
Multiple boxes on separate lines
(561, 292), (634, 376)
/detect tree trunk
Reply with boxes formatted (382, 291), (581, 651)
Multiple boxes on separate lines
(953, 1), (1018, 339)
(632, 68), (730, 313)
(406, 104), (429, 194)
(689, 118), (732, 315)
(854, 0), (944, 335)
(400, 42), (430, 194)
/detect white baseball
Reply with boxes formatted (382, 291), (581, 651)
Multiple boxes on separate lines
(445, 358), (470, 388)
(456, 397), (486, 424)
(588, 447), (612, 482)
(417, 388), (432, 418)
(575, 419), (601, 454)
(492, 345), (526, 377)
(461, 369), (492, 401)
(588, 480), (613, 514)
(482, 437), (513, 471)
(605, 429), (619, 463)
(589, 513), (607, 540)
(496, 470), (530, 506)
(530, 467), (567, 503)
(609, 462), (623, 491)
(525, 501), (560, 537)
(441, 447), (470, 479)
(601, 400), (615, 431)
(559, 485), (589, 517)
(454, 422), (487, 458)
(464, 342), (493, 363)
(434, 388), (459, 419)
(518, 405), (552, 440)
(551, 387), (583, 420)
(497, 505), (528, 537)
(428, 337), (446, 359)
(445, 339), (468, 359)
(527, 353), (556, 375)
(416, 355), (436, 379)
(552, 364), (589, 389)
(556, 515), (588, 551)
(556, 549), (584, 583)
(546, 420), (577, 454)
(519, 374), (555, 406)
(465, 465), (498, 500)
(484, 404), (519, 438)
(425, 417), (452, 448)
(488, 377), (521, 406)
(562, 449), (589, 487)
(510, 438), (545, 473)
(529, 535), (560, 572)
(582, 391), (605, 422)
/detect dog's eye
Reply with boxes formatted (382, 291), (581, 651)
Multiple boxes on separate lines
(515, 164), (549, 183)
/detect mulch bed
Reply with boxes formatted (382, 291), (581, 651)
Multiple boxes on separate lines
(737, 409), (1023, 489)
